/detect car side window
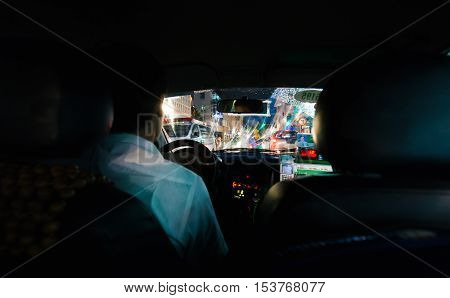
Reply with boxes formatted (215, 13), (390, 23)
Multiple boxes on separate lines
(191, 125), (200, 138)
(199, 125), (211, 137)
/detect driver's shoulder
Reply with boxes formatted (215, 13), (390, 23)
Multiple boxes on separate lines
(161, 159), (204, 186)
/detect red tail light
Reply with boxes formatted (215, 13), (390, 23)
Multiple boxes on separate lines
(300, 149), (318, 159)
(308, 149), (318, 159)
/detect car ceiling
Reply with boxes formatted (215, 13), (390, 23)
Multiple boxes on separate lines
(0, 0), (449, 92)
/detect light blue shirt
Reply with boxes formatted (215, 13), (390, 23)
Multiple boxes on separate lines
(92, 133), (228, 262)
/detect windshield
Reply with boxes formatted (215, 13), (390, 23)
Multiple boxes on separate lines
(163, 88), (321, 151)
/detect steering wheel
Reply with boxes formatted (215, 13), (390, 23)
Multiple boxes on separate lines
(161, 139), (217, 164)
(161, 139), (219, 188)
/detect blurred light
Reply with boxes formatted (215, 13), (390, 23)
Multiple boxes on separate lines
(162, 102), (175, 118)
(308, 149), (318, 159)
(300, 148), (318, 159)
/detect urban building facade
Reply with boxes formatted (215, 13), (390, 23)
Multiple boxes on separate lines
(163, 95), (192, 119)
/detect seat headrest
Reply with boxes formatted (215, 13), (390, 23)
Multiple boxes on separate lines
(314, 54), (450, 176)
(0, 40), (113, 158)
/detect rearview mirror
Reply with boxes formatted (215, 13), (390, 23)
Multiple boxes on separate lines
(217, 99), (265, 114)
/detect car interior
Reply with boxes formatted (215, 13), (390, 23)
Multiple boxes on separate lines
(0, 1), (449, 277)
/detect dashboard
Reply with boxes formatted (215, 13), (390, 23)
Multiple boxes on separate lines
(214, 149), (333, 224)
(214, 149), (279, 223)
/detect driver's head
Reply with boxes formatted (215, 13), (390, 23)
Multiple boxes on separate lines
(94, 43), (166, 142)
